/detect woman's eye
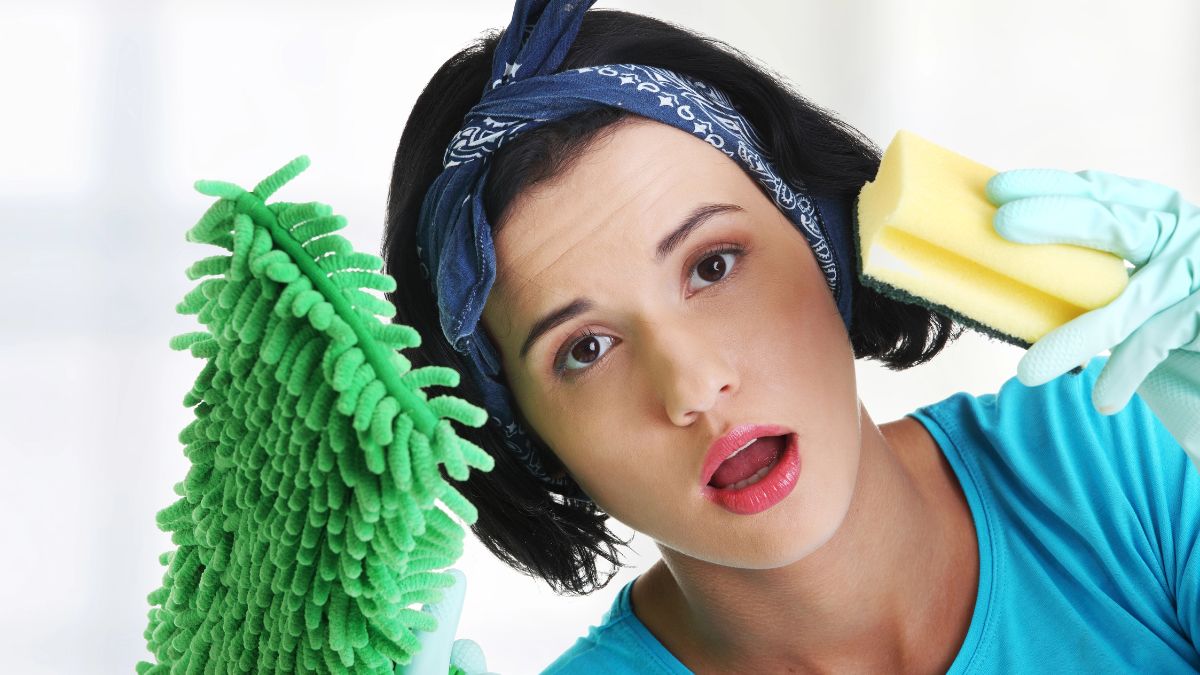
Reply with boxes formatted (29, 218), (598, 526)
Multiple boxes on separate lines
(688, 249), (740, 291)
(554, 329), (616, 376)
(552, 244), (746, 380)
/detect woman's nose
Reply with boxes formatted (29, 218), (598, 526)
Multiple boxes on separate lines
(641, 320), (739, 427)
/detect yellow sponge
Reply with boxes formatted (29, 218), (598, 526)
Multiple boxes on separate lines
(855, 130), (1130, 350)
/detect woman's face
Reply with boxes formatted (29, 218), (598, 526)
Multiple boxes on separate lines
(481, 118), (863, 568)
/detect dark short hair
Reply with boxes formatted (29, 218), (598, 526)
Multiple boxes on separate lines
(381, 9), (963, 596)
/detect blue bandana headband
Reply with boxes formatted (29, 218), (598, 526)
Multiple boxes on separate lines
(416, 0), (857, 501)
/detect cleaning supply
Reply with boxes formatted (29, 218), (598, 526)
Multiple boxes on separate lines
(138, 156), (494, 673)
(985, 168), (1200, 396)
(985, 166), (1200, 473)
(855, 130), (1200, 474)
(855, 129), (1130, 349)
(410, 568), (495, 674)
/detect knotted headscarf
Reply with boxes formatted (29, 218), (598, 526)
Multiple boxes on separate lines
(416, 0), (856, 501)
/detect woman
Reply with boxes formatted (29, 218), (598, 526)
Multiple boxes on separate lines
(385, 2), (1199, 673)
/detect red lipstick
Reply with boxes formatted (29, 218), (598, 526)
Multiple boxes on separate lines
(700, 424), (801, 515)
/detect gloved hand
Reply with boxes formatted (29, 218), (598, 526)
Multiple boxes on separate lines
(985, 168), (1200, 473)
(400, 568), (499, 675)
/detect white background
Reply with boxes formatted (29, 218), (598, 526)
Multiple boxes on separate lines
(1, 0), (1196, 672)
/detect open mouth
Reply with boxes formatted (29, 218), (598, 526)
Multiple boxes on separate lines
(707, 434), (789, 490)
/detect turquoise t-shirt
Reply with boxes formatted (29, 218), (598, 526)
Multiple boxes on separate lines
(540, 355), (1200, 673)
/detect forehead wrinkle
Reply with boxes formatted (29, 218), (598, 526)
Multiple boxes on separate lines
(489, 124), (691, 345)
(502, 151), (670, 277)
(542, 168), (674, 299)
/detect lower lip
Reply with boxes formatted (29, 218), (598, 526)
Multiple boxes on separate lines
(701, 433), (801, 515)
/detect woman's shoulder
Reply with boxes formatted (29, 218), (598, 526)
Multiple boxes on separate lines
(915, 354), (1190, 486)
(912, 353), (1197, 578)
(911, 354), (1200, 664)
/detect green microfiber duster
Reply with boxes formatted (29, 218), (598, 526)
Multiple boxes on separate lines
(138, 156), (494, 674)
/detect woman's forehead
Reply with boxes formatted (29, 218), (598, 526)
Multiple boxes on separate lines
(484, 120), (772, 347)
(491, 119), (757, 278)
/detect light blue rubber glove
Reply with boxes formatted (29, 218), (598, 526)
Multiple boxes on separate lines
(985, 168), (1200, 473)
(400, 568), (499, 675)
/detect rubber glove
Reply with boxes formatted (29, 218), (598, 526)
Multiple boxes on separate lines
(985, 168), (1200, 473)
(400, 568), (499, 675)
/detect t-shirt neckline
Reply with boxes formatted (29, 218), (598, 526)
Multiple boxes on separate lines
(612, 407), (997, 673)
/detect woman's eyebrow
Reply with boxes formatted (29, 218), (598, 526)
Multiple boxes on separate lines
(518, 202), (744, 362)
(654, 202), (743, 263)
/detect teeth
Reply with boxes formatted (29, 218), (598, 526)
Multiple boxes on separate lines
(726, 438), (757, 461)
(727, 464), (773, 491)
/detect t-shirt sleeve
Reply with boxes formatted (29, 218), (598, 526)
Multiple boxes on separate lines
(1147, 386), (1200, 647)
(1176, 471), (1200, 649)
(1067, 356), (1200, 648)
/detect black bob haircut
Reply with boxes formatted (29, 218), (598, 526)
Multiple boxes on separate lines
(381, 9), (963, 596)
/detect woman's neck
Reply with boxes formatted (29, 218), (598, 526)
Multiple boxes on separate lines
(631, 411), (979, 674)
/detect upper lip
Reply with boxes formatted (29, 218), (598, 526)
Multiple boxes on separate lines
(701, 423), (794, 486)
